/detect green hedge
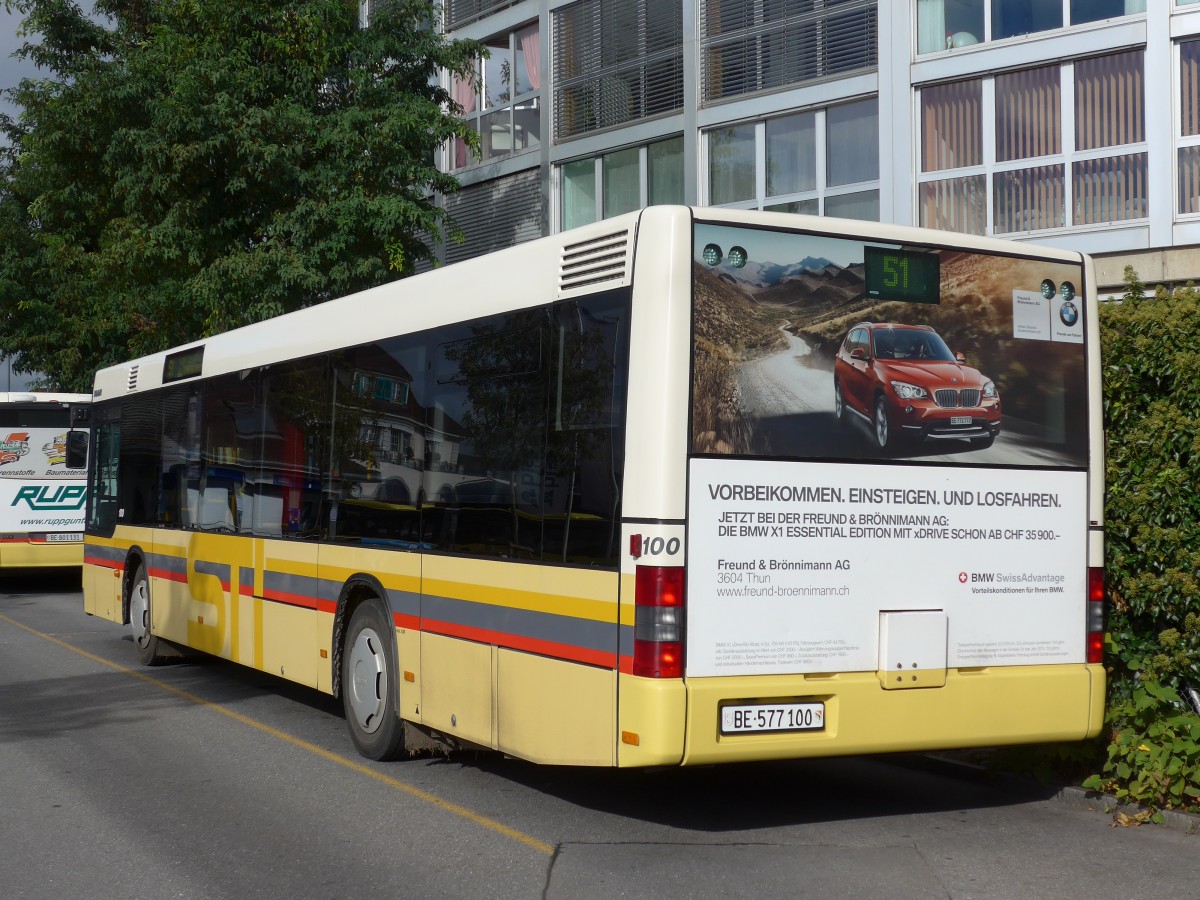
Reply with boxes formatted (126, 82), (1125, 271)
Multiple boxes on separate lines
(1083, 267), (1200, 816)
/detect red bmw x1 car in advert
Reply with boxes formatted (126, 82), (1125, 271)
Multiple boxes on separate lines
(833, 322), (1000, 451)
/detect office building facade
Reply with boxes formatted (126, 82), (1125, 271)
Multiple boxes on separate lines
(404, 1), (1200, 295)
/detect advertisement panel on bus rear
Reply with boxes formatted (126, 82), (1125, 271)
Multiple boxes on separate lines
(0, 428), (87, 479)
(686, 458), (1087, 675)
(0, 479), (86, 535)
(691, 223), (1088, 466)
(687, 223), (1091, 677)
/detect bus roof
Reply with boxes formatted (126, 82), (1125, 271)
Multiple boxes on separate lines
(91, 206), (1085, 399)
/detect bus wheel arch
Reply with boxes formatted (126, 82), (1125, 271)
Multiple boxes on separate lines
(331, 575), (390, 700)
(334, 578), (405, 760)
(121, 547), (149, 627)
(124, 550), (170, 666)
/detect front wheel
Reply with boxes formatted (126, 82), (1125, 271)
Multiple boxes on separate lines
(874, 395), (896, 451)
(834, 380), (846, 425)
(342, 599), (406, 760)
(130, 564), (169, 666)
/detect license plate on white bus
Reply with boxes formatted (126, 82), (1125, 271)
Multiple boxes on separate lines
(46, 532), (83, 543)
(720, 702), (825, 734)
(950, 416), (972, 425)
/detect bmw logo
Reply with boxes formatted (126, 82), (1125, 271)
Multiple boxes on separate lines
(1059, 300), (1079, 327)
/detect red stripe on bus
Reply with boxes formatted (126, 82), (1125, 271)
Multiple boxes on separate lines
(392, 613), (421, 630)
(149, 567), (188, 584)
(84, 556), (124, 571)
(421, 617), (617, 669)
(261, 589), (337, 614)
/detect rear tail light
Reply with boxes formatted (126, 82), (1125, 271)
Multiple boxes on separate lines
(1086, 567), (1104, 664)
(633, 565), (684, 678)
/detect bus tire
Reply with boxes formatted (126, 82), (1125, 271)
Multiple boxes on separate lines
(342, 598), (405, 761)
(130, 563), (169, 666)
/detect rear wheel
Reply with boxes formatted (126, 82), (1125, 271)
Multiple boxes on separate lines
(130, 564), (169, 666)
(342, 599), (405, 760)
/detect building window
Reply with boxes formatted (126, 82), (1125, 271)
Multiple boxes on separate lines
(917, 51), (1146, 235)
(559, 136), (684, 230)
(705, 98), (880, 221)
(701, 0), (878, 104)
(1179, 39), (1200, 214)
(916, 1), (1145, 55)
(451, 22), (541, 169)
(553, 0), (683, 141)
(709, 123), (756, 205)
(353, 372), (411, 404)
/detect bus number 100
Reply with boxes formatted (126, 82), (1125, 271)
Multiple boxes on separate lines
(633, 535), (680, 557)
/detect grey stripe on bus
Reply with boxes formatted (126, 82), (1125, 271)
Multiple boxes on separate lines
(194, 559), (231, 583)
(385, 587), (421, 620)
(87, 544), (125, 564)
(142, 559), (628, 657)
(147, 552), (188, 575)
(618, 624), (635, 658)
(421, 593), (617, 655)
(261, 570), (344, 605)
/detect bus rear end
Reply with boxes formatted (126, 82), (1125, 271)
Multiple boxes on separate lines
(0, 393), (90, 569)
(618, 209), (1104, 766)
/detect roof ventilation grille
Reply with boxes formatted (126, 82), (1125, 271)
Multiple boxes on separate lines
(559, 229), (632, 293)
(127, 364), (139, 392)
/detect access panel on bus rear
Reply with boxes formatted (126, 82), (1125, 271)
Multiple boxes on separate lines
(687, 223), (1091, 682)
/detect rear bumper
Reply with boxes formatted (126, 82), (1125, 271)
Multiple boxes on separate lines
(0, 539), (83, 569)
(677, 664), (1104, 766)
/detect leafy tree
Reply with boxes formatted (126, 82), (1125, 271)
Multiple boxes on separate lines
(0, 0), (482, 390)
(1100, 267), (1200, 700)
(1084, 266), (1200, 815)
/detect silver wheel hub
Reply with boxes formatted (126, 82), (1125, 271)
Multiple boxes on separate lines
(347, 627), (387, 734)
(130, 580), (151, 649)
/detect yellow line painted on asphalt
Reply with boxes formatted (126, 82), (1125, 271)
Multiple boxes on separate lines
(0, 612), (555, 857)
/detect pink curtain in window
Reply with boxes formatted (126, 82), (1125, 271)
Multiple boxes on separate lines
(1075, 50), (1144, 151)
(453, 74), (477, 115)
(1184, 41), (1200, 138)
(995, 66), (1060, 163)
(453, 73), (477, 168)
(520, 25), (541, 91)
(920, 80), (982, 173)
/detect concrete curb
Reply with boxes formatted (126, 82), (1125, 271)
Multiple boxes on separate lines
(1055, 785), (1200, 834)
(884, 753), (1200, 834)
